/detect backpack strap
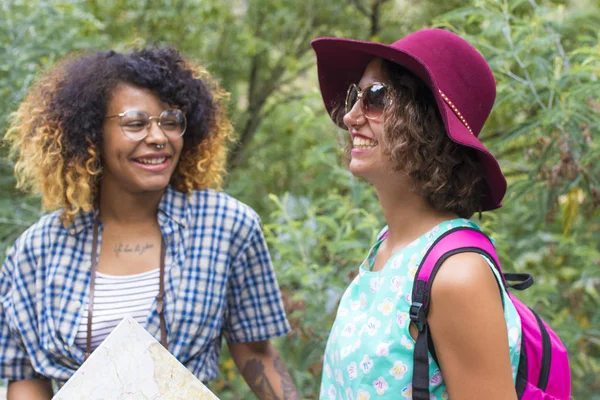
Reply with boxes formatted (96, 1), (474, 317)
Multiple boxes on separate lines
(410, 227), (502, 400)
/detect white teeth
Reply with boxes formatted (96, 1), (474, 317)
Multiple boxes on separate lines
(138, 157), (166, 165)
(352, 137), (377, 148)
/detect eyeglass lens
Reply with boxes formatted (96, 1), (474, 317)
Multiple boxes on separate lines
(345, 84), (387, 119)
(120, 110), (187, 140)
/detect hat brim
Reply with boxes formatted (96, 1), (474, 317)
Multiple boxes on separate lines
(311, 37), (506, 211)
(441, 102), (506, 210)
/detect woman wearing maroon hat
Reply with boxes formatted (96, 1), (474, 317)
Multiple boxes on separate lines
(312, 29), (521, 399)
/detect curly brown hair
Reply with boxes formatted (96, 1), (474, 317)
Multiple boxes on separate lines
(334, 59), (487, 219)
(5, 48), (234, 226)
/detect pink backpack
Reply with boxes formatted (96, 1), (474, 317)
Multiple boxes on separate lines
(384, 227), (571, 399)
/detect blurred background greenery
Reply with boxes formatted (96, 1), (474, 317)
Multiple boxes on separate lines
(0, 0), (598, 398)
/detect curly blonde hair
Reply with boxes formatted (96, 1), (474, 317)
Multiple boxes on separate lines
(5, 48), (234, 226)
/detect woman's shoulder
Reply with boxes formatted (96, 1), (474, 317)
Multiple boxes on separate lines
(186, 188), (257, 214)
(16, 210), (66, 240)
(440, 217), (481, 231)
(185, 189), (262, 227)
(5, 210), (66, 261)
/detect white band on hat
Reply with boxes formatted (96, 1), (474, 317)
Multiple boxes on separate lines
(438, 90), (474, 135)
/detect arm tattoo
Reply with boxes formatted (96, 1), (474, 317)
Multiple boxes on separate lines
(242, 356), (301, 400)
(274, 355), (301, 400)
(242, 359), (278, 400)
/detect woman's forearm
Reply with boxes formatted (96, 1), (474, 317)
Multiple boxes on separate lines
(7, 378), (53, 400)
(228, 340), (301, 400)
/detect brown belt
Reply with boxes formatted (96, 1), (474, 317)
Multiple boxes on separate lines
(85, 216), (167, 360)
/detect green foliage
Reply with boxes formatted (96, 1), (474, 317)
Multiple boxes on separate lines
(1, 0), (599, 398)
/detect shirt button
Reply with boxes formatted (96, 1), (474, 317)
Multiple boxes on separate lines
(70, 300), (82, 312)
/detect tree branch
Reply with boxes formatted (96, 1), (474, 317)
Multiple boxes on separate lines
(227, 2), (344, 169)
(349, 0), (369, 17)
(503, 70), (529, 86)
(370, 0), (391, 37)
(228, 59), (288, 169)
(501, 0), (547, 111)
(261, 93), (308, 119)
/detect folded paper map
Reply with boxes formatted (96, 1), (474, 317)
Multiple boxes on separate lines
(53, 316), (219, 400)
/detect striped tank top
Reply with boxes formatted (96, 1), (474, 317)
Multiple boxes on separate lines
(74, 268), (160, 350)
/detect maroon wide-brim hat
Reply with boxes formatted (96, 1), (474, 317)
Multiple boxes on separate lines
(311, 28), (507, 211)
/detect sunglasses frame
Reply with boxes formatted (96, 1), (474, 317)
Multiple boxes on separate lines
(105, 109), (187, 141)
(345, 82), (389, 120)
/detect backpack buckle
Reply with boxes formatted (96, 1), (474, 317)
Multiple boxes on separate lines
(409, 301), (427, 330)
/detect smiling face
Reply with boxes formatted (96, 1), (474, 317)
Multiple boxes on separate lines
(342, 58), (393, 182)
(101, 83), (184, 196)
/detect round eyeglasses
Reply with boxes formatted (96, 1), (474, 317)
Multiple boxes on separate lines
(106, 109), (187, 141)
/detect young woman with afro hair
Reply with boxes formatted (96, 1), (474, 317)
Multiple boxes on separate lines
(0, 47), (300, 400)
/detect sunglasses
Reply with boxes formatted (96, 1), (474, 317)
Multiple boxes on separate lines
(106, 109), (187, 141)
(345, 82), (389, 120)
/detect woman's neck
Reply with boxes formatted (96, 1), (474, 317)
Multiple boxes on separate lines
(374, 177), (458, 249)
(98, 180), (164, 226)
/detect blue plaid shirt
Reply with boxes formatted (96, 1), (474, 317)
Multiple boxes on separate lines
(0, 186), (290, 385)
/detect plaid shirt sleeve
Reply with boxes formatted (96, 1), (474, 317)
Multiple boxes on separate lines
(0, 238), (41, 380)
(223, 210), (290, 343)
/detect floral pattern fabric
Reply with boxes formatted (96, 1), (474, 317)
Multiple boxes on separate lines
(320, 219), (522, 399)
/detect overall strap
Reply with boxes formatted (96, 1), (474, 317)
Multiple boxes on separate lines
(410, 227), (500, 400)
(85, 217), (168, 360)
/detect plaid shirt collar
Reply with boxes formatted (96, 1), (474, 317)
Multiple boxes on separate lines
(68, 186), (190, 235)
